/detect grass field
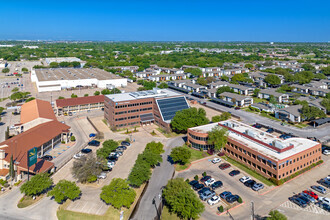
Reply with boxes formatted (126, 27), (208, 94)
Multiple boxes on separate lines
(17, 195), (44, 208)
(161, 206), (181, 220)
(221, 156), (275, 186)
(156, 128), (181, 138)
(175, 145), (209, 171)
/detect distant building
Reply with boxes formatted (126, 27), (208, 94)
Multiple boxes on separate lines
(45, 57), (85, 67)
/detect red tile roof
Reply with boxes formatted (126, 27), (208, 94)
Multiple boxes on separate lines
(55, 95), (104, 108)
(0, 120), (70, 173)
(20, 99), (57, 124)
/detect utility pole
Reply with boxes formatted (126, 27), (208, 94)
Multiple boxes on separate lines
(251, 201), (255, 220)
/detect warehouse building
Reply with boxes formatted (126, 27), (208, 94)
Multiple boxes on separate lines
(31, 68), (127, 92)
(187, 120), (321, 181)
(104, 88), (189, 131)
(45, 57), (85, 66)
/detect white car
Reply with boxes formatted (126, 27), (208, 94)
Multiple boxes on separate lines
(107, 162), (115, 168)
(97, 172), (107, 179)
(205, 178), (216, 186)
(319, 197), (330, 206)
(73, 153), (83, 159)
(239, 176), (251, 183)
(323, 150), (330, 155)
(212, 158), (221, 164)
(207, 195), (221, 205)
(109, 152), (118, 157)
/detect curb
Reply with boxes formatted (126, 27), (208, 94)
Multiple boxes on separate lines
(177, 155), (215, 173)
(216, 201), (245, 216)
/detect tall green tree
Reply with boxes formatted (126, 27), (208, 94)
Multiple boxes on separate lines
(264, 74), (281, 85)
(170, 146), (191, 164)
(20, 173), (53, 196)
(196, 77), (207, 86)
(9, 155), (15, 179)
(301, 105), (326, 120)
(163, 178), (204, 220)
(216, 86), (234, 95)
(127, 161), (151, 187)
(207, 126), (228, 151)
(48, 180), (81, 203)
(171, 108), (209, 133)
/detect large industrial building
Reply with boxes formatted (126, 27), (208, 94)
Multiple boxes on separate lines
(31, 68), (127, 92)
(187, 120), (321, 181)
(104, 88), (190, 131)
(45, 57), (85, 66)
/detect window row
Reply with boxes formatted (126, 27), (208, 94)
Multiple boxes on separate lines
(279, 157), (321, 179)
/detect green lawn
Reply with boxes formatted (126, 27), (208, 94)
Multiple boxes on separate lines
(221, 156), (275, 186)
(175, 145), (209, 171)
(156, 128), (181, 138)
(253, 97), (267, 104)
(294, 123), (309, 128)
(161, 206), (181, 220)
(17, 195), (44, 208)
(260, 112), (281, 122)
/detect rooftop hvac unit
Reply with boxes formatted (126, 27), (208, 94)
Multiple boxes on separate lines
(246, 129), (257, 138)
(273, 140), (289, 149)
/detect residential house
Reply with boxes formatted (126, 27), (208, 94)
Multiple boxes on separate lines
(149, 73), (186, 82)
(258, 89), (289, 103)
(228, 83), (255, 96)
(219, 92), (253, 107)
(208, 81), (228, 89)
(275, 105), (302, 123)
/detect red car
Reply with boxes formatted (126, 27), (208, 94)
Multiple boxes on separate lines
(219, 163), (231, 170)
(303, 190), (318, 200)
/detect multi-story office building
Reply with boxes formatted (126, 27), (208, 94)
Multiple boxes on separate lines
(187, 120), (321, 181)
(104, 88), (189, 131)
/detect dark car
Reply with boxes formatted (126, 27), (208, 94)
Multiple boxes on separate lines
(266, 128), (274, 133)
(211, 181), (223, 190)
(234, 107), (241, 110)
(81, 148), (92, 154)
(252, 124), (262, 128)
(317, 179), (330, 188)
(318, 202), (330, 212)
(107, 156), (118, 161)
(88, 140), (100, 146)
(244, 180), (256, 187)
(41, 155), (53, 161)
(121, 141), (131, 146)
(229, 170), (240, 176)
(193, 183), (204, 191)
(311, 185), (326, 194)
(89, 133), (96, 138)
(220, 191), (232, 199)
(219, 163), (231, 170)
(117, 146), (127, 151)
(200, 176), (211, 183)
(226, 195), (239, 203)
(198, 187), (211, 195)
(102, 166), (112, 172)
(295, 195), (311, 205)
(289, 196), (307, 208)
(189, 180), (199, 187)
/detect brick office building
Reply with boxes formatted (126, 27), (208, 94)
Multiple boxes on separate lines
(187, 120), (322, 181)
(104, 88), (189, 131)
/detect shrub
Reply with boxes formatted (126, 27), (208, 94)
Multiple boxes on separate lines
(218, 205), (224, 213)
(185, 179), (190, 184)
(194, 175), (199, 181)
(87, 175), (97, 183)
(0, 179), (8, 186)
(14, 180), (22, 186)
(202, 172), (207, 177)
(237, 197), (243, 203)
(70, 136), (76, 142)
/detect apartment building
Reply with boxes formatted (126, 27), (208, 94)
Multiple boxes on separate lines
(218, 92), (253, 107)
(258, 89), (289, 103)
(187, 120), (321, 181)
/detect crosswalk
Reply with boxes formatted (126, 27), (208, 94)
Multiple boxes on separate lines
(280, 201), (330, 215)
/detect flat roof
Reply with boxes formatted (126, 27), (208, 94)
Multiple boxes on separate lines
(56, 95), (104, 108)
(35, 68), (122, 82)
(105, 88), (181, 102)
(189, 120), (319, 161)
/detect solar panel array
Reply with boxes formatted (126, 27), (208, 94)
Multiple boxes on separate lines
(156, 97), (189, 121)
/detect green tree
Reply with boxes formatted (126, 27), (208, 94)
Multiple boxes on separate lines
(321, 66), (330, 75)
(137, 150), (162, 167)
(171, 108), (209, 133)
(127, 161), (151, 187)
(145, 141), (164, 155)
(71, 93), (78, 98)
(71, 155), (106, 183)
(264, 74), (281, 85)
(196, 77), (207, 86)
(184, 68), (202, 77)
(207, 126), (228, 151)
(269, 95), (277, 104)
(9, 155), (15, 180)
(49, 62), (59, 68)
(302, 63), (315, 71)
(25, 97), (35, 102)
(216, 86), (234, 95)
(320, 98), (330, 113)
(2, 68), (10, 73)
(163, 178), (204, 220)
(94, 91), (100, 96)
(231, 73), (245, 82)
(84, 94), (89, 97)
(58, 96), (65, 99)
(314, 73), (326, 80)
(170, 147), (191, 164)
(48, 180), (81, 203)
(11, 87), (19, 93)
(158, 82), (168, 89)
(267, 210), (287, 220)
(22, 67), (28, 72)
(245, 63), (253, 69)
(212, 115), (221, 122)
(253, 88), (260, 97)
(100, 178), (136, 209)
(20, 173), (53, 196)
(301, 105), (326, 120)
(96, 139), (118, 159)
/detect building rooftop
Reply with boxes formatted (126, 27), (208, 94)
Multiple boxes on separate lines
(105, 88), (181, 102)
(35, 68), (122, 82)
(20, 99), (57, 124)
(220, 92), (251, 101)
(55, 95), (104, 108)
(189, 120), (319, 161)
(277, 105), (302, 117)
(259, 89), (287, 97)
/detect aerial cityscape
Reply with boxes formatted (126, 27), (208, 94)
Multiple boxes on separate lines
(0, 1), (329, 220)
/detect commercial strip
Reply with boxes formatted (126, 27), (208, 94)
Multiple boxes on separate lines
(0, 99), (71, 180)
(54, 95), (104, 116)
(187, 120), (321, 181)
(31, 68), (127, 92)
(104, 88), (190, 131)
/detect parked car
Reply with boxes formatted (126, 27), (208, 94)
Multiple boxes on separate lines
(252, 124), (262, 128)
(211, 181), (223, 190)
(200, 190), (216, 201)
(121, 141), (131, 146)
(303, 190), (318, 200)
(311, 185), (326, 194)
(189, 180), (199, 187)
(107, 156), (118, 161)
(198, 187), (211, 195)
(205, 178), (216, 186)
(296, 194), (311, 205)
(212, 158), (221, 164)
(226, 195), (240, 203)
(117, 146), (127, 151)
(317, 179), (330, 188)
(116, 151), (123, 156)
(252, 183), (264, 191)
(300, 192), (316, 203)
(240, 176), (251, 183)
(219, 163), (231, 170)
(97, 172), (107, 179)
(208, 195), (221, 205)
(317, 202), (330, 212)
(68, 112), (73, 116)
(229, 170), (240, 176)
(244, 180), (256, 188)
(81, 148), (92, 154)
(73, 153), (84, 159)
(41, 155), (53, 161)
(88, 140), (100, 146)
(193, 183), (204, 191)
(234, 107), (241, 110)
(266, 128), (274, 133)
(319, 197), (330, 206)
(323, 150), (330, 155)
(289, 196), (307, 208)
(89, 133), (96, 138)
(220, 191), (232, 199)
(107, 161), (115, 168)
(200, 176), (211, 183)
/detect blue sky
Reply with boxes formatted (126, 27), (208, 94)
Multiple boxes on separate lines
(0, 0), (329, 42)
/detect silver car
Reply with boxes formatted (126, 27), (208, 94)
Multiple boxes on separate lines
(97, 172), (107, 179)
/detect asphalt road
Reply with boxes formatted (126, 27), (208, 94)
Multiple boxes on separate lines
(131, 136), (185, 220)
(170, 89), (330, 141)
